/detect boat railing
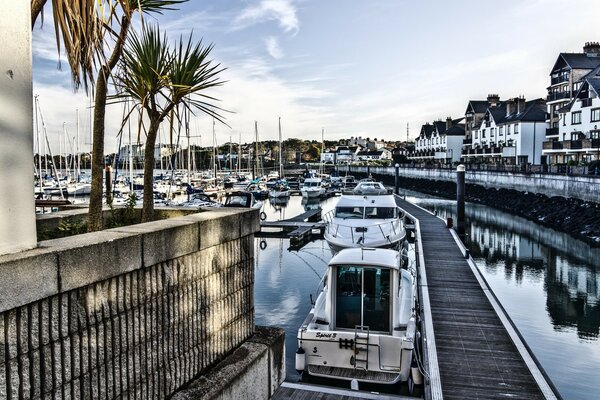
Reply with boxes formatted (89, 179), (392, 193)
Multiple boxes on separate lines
(322, 209), (405, 245)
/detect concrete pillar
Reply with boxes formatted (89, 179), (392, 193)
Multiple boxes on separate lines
(0, 3), (37, 254)
(456, 164), (465, 237)
(394, 163), (400, 195)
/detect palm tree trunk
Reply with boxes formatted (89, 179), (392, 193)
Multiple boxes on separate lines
(87, 14), (132, 232)
(142, 117), (161, 222)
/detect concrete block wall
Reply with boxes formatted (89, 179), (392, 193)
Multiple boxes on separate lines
(0, 208), (259, 399)
(353, 166), (600, 203)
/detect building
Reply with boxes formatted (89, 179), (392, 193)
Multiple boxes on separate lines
(335, 145), (361, 164)
(411, 118), (464, 163)
(463, 94), (501, 156)
(321, 149), (337, 163)
(543, 42), (600, 164)
(544, 77), (600, 164)
(465, 97), (546, 164)
(356, 148), (392, 161)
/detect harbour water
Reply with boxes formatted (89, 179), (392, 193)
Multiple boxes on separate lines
(253, 192), (600, 400)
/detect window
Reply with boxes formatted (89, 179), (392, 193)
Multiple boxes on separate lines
(499, 126), (504, 136)
(335, 207), (364, 219)
(507, 125), (512, 135)
(482, 129), (486, 138)
(365, 207), (396, 219)
(573, 82), (582, 92)
(572, 111), (582, 125)
(514, 124), (519, 134)
(335, 266), (391, 332)
(591, 108), (600, 122)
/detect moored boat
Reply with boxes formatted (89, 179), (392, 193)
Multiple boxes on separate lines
(296, 247), (417, 386)
(323, 193), (406, 253)
(300, 177), (325, 199)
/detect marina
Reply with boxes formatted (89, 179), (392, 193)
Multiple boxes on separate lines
(254, 191), (599, 399)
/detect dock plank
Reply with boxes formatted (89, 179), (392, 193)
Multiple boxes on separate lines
(394, 196), (555, 400)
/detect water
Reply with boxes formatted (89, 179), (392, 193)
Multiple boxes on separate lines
(253, 192), (600, 399)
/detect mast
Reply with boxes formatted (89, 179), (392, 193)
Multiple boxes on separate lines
(76, 108), (80, 180)
(212, 119), (217, 179)
(278, 117), (283, 178)
(34, 95), (42, 192)
(254, 121), (259, 179)
(128, 102), (134, 192)
(238, 131), (242, 173)
(320, 128), (324, 176)
(186, 106), (191, 185)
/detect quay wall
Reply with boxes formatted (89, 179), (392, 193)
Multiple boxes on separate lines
(351, 166), (600, 203)
(0, 208), (261, 399)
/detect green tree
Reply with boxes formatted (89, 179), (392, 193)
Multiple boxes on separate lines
(113, 24), (226, 222)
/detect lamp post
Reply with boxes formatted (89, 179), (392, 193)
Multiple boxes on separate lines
(394, 163), (400, 195)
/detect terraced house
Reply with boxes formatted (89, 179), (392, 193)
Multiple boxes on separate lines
(464, 97), (546, 164)
(411, 118), (465, 163)
(543, 42), (600, 164)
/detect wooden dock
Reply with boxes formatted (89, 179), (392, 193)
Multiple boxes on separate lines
(394, 196), (561, 400)
(259, 209), (326, 248)
(273, 382), (414, 400)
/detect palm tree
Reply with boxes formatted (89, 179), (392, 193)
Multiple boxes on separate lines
(87, 0), (185, 232)
(113, 24), (227, 222)
(31, 0), (186, 231)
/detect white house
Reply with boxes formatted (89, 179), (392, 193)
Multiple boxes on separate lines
(548, 77), (600, 163)
(411, 118), (464, 163)
(356, 149), (392, 161)
(468, 97), (546, 164)
(335, 146), (360, 164)
(321, 150), (337, 163)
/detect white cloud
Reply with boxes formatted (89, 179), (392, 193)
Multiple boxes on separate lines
(233, 0), (299, 34)
(265, 36), (283, 59)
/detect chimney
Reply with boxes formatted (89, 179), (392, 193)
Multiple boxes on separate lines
(516, 96), (526, 114)
(583, 42), (600, 57)
(446, 117), (453, 129)
(506, 99), (516, 116)
(487, 93), (500, 106)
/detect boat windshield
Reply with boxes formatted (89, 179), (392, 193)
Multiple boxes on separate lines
(304, 181), (320, 187)
(335, 266), (390, 332)
(365, 207), (396, 219)
(335, 207), (364, 219)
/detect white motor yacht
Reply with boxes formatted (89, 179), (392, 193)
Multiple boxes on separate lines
(300, 177), (325, 199)
(323, 194), (406, 253)
(296, 247), (417, 386)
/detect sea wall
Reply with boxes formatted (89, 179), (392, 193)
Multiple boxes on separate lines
(0, 208), (260, 399)
(352, 166), (600, 203)
(352, 167), (600, 246)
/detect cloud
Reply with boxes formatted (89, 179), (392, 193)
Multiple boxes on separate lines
(233, 0), (299, 34)
(265, 36), (283, 59)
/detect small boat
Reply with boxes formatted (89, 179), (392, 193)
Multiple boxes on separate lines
(246, 180), (269, 199)
(323, 193), (405, 253)
(300, 177), (325, 199)
(223, 191), (263, 209)
(296, 247), (417, 386)
(352, 180), (389, 195)
(268, 180), (291, 198)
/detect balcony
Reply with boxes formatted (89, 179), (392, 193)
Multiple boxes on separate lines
(550, 75), (569, 85)
(546, 127), (559, 136)
(547, 92), (570, 102)
(543, 140), (563, 150)
(463, 138), (472, 145)
(563, 140), (582, 150)
(581, 98), (593, 108)
(582, 138), (600, 149)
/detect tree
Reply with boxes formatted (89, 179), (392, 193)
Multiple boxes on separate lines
(113, 24), (226, 222)
(88, 0), (185, 232)
(31, 0), (186, 231)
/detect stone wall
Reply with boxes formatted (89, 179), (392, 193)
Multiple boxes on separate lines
(352, 166), (600, 203)
(0, 208), (259, 399)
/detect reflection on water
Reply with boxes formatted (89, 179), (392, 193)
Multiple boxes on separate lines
(407, 194), (600, 399)
(254, 193), (600, 398)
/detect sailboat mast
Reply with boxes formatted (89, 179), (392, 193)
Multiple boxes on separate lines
(127, 102), (134, 192)
(76, 108), (80, 180)
(34, 95), (42, 191)
(278, 117), (283, 178)
(212, 119), (217, 179)
(254, 121), (259, 179)
(320, 128), (324, 176)
(186, 107), (191, 185)
(238, 131), (242, 174)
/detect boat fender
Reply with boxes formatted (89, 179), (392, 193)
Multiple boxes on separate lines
(401, 248), (409, 268)
(295, 347), (306, 373)
(411, 358), (423, 386)
(259, 240), (267, 250)
(260, 211), (267, 221)
(350, 379), (359, 391)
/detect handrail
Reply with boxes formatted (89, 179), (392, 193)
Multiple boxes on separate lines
(323, 209), (404, 245)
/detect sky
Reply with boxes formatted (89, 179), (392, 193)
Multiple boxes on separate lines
(32, 0), (600, 154)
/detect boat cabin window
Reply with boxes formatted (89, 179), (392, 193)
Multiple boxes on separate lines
(304, 181), (320, 187)
(365, 207), (396, 219)
(335, 207), (364, 219)
(226, 195), (249, 207)
(335, 266), (390, 332)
